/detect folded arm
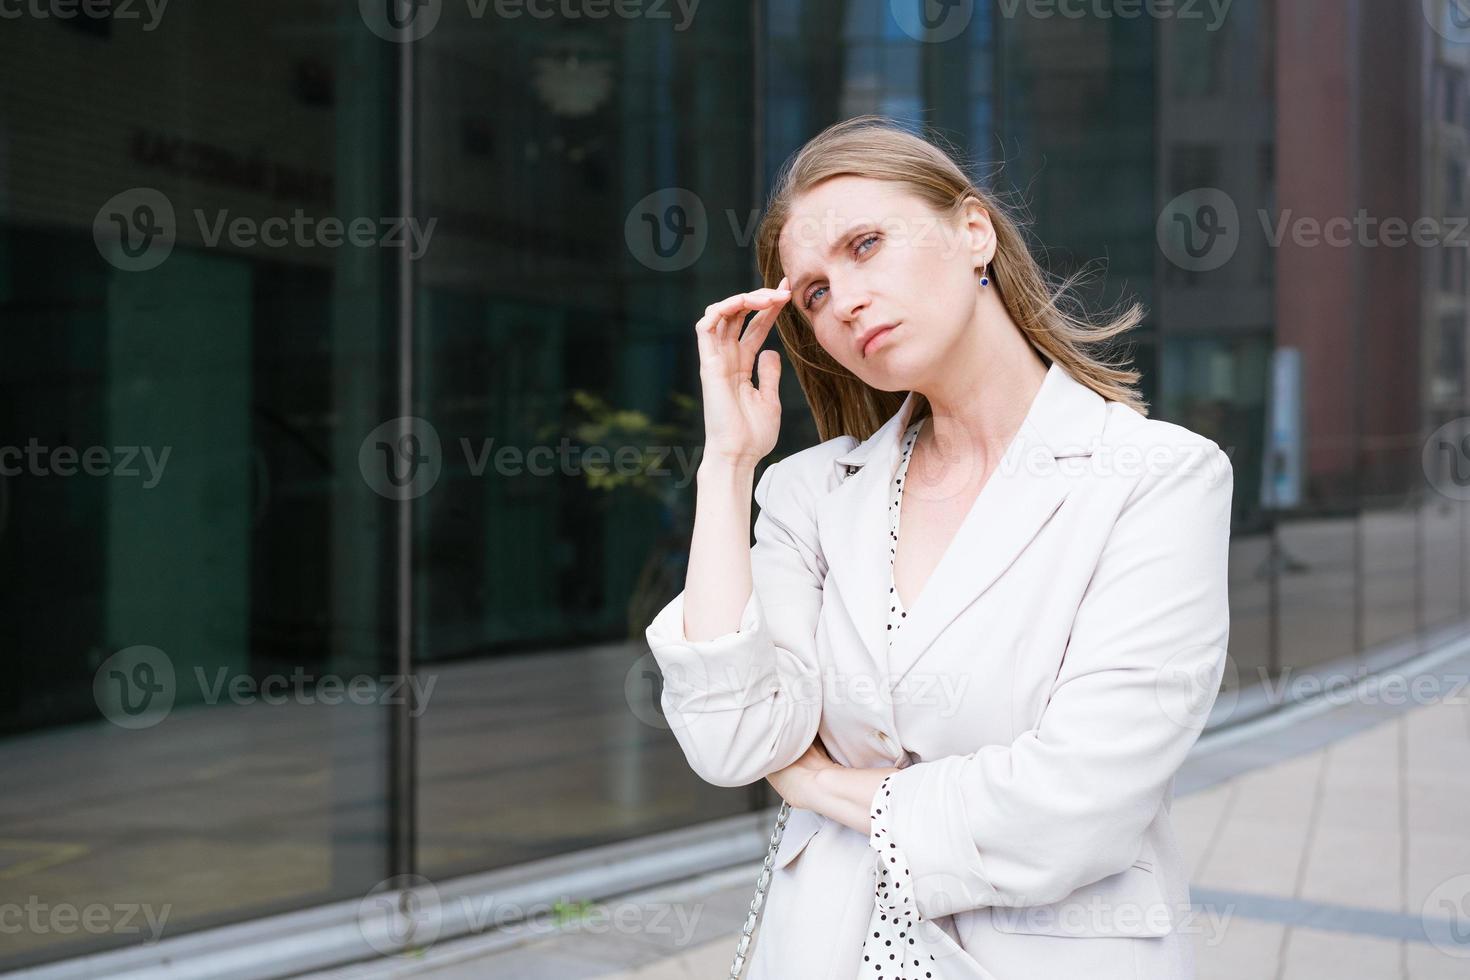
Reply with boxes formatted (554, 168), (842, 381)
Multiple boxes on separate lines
(876, 442), (1234, 918)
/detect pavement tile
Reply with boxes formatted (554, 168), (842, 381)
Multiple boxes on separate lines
(1299, 826), (1404, 914)
(1192, 917), (1284, 980)
(1278, 926), (1403, 980)
(1404, 940), (1470, 979)
(1172, 782), (1233, 878)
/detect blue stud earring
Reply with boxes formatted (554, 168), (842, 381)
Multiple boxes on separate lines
(978, 264), (990, 287)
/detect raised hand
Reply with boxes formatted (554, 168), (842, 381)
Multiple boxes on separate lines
(694, 277), (791, 468)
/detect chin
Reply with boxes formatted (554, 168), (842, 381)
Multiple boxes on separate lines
(869, 355), (928, 391)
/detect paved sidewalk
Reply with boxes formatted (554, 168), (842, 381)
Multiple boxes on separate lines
(298, 649), (1470, 980)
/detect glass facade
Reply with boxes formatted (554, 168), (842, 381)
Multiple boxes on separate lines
(0, 0), (1458, 971)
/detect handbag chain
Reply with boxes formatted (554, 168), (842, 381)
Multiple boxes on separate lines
(727, 798), (790, 979)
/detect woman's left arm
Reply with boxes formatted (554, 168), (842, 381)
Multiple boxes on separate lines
(767, 740), (898, 833)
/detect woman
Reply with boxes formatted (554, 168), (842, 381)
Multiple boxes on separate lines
(644, 115), (1233, 980)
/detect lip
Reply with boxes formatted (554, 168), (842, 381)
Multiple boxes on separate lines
(859, 323), (899, 358)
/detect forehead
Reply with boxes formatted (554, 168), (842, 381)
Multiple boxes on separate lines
(777, 176), (924, 265)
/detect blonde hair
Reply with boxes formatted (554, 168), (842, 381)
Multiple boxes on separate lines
(754, 115), (1149, 443)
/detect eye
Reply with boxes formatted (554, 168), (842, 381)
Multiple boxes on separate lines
(802, 233), (880, 311)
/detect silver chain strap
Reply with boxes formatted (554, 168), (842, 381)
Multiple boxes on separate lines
(728, 799), (790, 979)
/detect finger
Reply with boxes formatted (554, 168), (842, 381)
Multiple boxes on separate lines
(707, 285), (791, 319)
(707, 286), (791, 335)
(702, 285), (792, 355)
(695, 304), (745, 363)
(731, 282), (791, 349)
(755, 348), (781, 405)
(715, 300), (745, 346)
(739, 277), (789, 347)
(701, 296), (746, 347)
(737, 301), (786, 379)
(693, 309), (719, 364)
(737, 310), (775, 380)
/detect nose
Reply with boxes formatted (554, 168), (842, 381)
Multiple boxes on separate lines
(829, 272), (870, 325)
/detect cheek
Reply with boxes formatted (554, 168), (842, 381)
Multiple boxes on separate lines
(914, 260), (978, 326)
(812, 321), (852, 366)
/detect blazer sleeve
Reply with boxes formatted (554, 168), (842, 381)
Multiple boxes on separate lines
(643, 456), (825, 788)
(878, 440), (1234, 918)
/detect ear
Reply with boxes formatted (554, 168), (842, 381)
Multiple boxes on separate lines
(957, 195), (996, 269)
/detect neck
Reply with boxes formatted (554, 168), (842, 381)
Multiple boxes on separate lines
(912, 302), (1049, 474)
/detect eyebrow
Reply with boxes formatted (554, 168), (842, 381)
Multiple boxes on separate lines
(788, 222), (873, 300)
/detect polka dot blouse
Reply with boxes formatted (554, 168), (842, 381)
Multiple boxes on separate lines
(861, 417), (947, 978)
(887, 417), (924, 631)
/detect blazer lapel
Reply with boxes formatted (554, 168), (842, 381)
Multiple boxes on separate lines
(817, 361), (1110, 690)
(816, 390), (922, 680)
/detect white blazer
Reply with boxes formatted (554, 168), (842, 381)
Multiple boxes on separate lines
(645, 359), (1233, 980)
